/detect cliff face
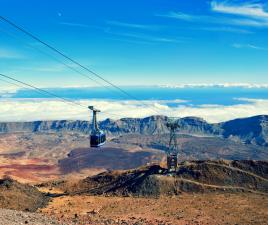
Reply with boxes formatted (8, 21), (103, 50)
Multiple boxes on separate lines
(0, 120), (91, 134)
(176, 117), (221, 135)
(0, 116), (218, 135)
(220, 115), (268, 146)
(0, 115), (267, 147)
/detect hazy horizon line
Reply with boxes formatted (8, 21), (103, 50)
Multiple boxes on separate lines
(1, 82), (268, 93)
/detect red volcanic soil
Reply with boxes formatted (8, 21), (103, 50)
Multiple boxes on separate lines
(0, 164), (55, 171)
(0, 146), (164, 184)
(0, 158), (60, 183)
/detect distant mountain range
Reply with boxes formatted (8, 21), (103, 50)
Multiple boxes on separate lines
(0, 115), (267, 147)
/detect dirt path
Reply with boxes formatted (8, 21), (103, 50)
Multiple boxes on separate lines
(177, 177), (268, 194)
(206, 161), (268, 182)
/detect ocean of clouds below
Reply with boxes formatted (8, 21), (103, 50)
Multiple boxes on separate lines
(0, 98), (267, 123)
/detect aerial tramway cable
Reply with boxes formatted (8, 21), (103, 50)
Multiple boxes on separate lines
(0, 15), (161, 115)
(0, 15), (166, 149)
(0, 26), (125, 97)
(0, 73), (86, 108)
(0, 73), (124, 148)
(0, 73), (124, 118)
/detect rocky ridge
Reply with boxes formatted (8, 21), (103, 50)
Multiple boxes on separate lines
(50, 160), (268, 197)
(0, 115), (267, 146)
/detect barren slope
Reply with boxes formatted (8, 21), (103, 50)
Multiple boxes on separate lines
(0, 178), (49, 212)
(58, 160), (268, 197)
(40, 193), (268, 225)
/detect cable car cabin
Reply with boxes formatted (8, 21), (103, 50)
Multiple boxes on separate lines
(88, 105), (106, 148)
(90, 130), (106, 147)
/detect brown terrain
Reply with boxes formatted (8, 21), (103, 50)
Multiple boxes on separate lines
(0, 160), (267, 224)
(0, 132), (167, 183)
(0, 130), (268, 224)
(1, 174), (267, 225)
(40, 193), (268, 225)
(0, 178), (49, 212)
(1, 131), (267, 184)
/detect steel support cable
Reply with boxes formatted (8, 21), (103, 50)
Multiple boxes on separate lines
(0, 77), (25, 89)
(0, 73), (86, 108)
(0, 27), (144, 118)
(0, 26), (123, 97)
(0, 15), (161, 115)
(0, 73), (126, 118)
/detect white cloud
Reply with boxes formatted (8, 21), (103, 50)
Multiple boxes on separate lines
(59, 19), (184, 44)
(157, 12), (199, 22)
(199, 26), (253, 34)
(105, 30), (186, 44)
(158, 83), (268, 89)
(160, 2), (268, 28)
(211, 1), (268, 27)
(106, 21), (160, 30)
(0, 98), (267, 123)
(60, 20), (161, 31)
(211, 1), (268, 18)
(0, 77), (23, 95)
(0, 85), (19, 98)
(0, 91), (17, 98)
(230, 17), (268, 26)
(232, 43), (268, 50)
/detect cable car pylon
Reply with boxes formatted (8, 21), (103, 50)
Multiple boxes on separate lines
(166, 118), (179, 172)
(89, 106), (106, 148)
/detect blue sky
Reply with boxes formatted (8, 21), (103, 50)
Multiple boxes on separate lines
(1, 0), (268, 88)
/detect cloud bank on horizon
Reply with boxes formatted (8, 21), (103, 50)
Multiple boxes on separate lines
(0, 98), (267, 123)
